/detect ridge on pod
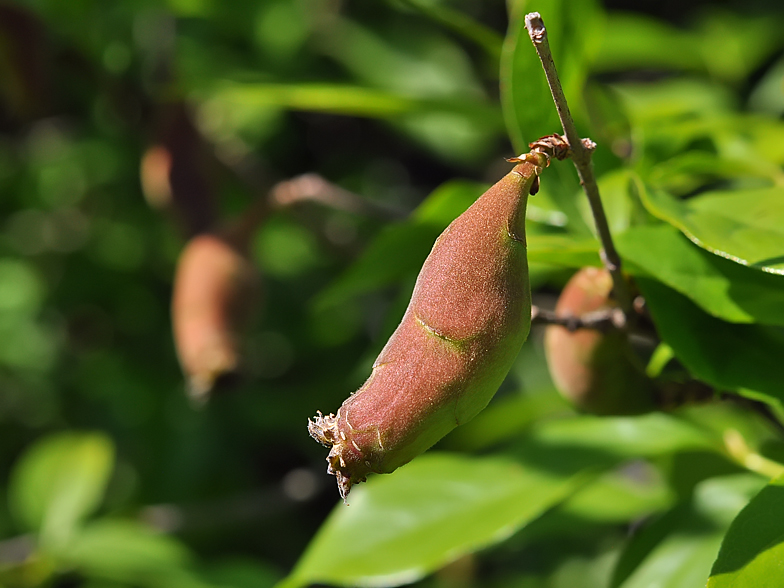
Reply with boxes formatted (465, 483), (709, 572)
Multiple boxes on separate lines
(309, 152), (548, 499)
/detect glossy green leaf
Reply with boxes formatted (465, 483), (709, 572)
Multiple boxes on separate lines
(613, 474), (766, 588)
(639, 185), (784, 274)
(708, 475), (784, 587)
(278, 453), (584, 588)
(616, 224), (784, 325)
(646, 150), (784, 197)
(527, 412), (720, 459)
(638, 278), (784, 409)
(8, 432), (114, 550)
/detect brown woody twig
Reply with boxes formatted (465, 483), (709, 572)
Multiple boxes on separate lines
(524, 12), (634, 320)
(531, 304), (625, 332)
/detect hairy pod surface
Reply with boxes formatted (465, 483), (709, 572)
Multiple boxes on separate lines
(544, 267), (655, 415)
(309, 156), (545, 499)
(172, 233), (260, 403)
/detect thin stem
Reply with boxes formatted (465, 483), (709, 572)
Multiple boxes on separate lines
(531, 305), (625, 331)
(524, 12), (633, 318)
(723, 429), (784, 479)
(270, 174), (407, 221)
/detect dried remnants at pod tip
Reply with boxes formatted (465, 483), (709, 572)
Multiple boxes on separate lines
(309, 151), (549, 500)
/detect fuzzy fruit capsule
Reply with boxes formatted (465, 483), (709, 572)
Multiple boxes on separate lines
(172, 233), (260, 403)
(544, 267), (655, 415)
(309, 154), (546, 499)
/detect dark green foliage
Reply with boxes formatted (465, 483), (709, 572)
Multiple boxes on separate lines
(1, 0), (784, 587)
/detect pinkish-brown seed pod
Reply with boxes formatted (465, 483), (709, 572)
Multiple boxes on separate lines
(172, 233), (260, 403)
(309, 154), (548, 499)
(544, 267), (656, 415)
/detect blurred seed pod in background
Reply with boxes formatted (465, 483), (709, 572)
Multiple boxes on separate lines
(544, 267), (657, 416)
(171, 230), (261, 404)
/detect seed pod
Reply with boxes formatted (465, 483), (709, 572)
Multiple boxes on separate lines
(544, 267), (655, 415)
(171, 232), (260, 403)
(309, 153), (547, 499)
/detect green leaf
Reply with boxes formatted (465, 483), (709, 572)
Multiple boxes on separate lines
(612, 79), (734, 127)
(63, 519), (206, 588)
(591, 12), (701, 74)
(639, 185), (784, 274)
(279, 453), (584, 588)
(8, 432), (115, 550)
(204, 82), (502, 122)
(616, 224), (784, 325)
(708, 475), (784, 587)
(560, 464), (676, 524)
(613, 474), (767, 588)
(638, 278), (784, 409)
(527, 234), (601, 268)
(440, 392), (568, 451)
(527, 412), (720, 460)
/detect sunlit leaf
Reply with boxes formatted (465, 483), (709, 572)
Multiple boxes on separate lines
(612, 474), (766, 588)
(8, 432), (114, 550)
(616, 224), (784, 325)
(708, 474), (784, 588)
(638, 185), (784, 274)
(638, 278), (784, 410)
(526, 412), (720, 460)
(278, 453), (586, 588)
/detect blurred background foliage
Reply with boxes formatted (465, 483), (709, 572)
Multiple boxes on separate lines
(1, 0), (784, 587)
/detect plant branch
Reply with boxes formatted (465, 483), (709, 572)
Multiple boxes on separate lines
(723, 429), (784, 479)
(531, 305), (625, 331)
(524, 12), (633, 319)
(270, 174), (407, 220)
